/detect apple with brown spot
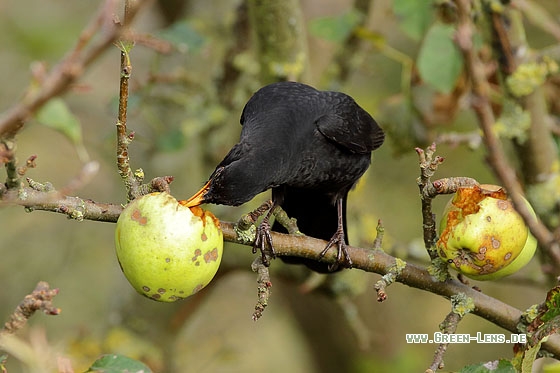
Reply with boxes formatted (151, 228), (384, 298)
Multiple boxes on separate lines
(436, 184), (537, 280)
(115, 192), (223, 301)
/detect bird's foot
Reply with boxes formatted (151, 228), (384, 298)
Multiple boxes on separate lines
(253, 219), (276, 266)
(319, 229), (353, 271)
(235, 200), (277, 265)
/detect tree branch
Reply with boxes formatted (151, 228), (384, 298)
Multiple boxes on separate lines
(0, 0), (148, 138)
(2, 184), (560, 357)
(0, 186), (122, 222)
(220, 220), (560, 358)
(247, 0), (309, 83)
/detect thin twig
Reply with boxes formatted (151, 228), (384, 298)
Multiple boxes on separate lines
(115, 0), (143, 202)
(427, 313), (461, 372)
(372, 219), (384, 249)
(16, 155), (38, 179)
(428, 293), (474, 372)
(116, 38), (134, 192)
(251, 257), (272, 321)
(374, 257), (406, 302)
(2, 137), (20, 190)
(113, 1), (174, 202)
(416, 143), (445, 260)
(2, 282), (60, 334)
(429, 177), (479, 197)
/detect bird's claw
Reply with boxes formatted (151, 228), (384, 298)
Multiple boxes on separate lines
(319, 232), (353, 271)
(253, 220), (276, 266)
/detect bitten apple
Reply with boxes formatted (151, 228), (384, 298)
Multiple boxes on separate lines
(115, 192), (223, 301)
(436, 184), (537, 280)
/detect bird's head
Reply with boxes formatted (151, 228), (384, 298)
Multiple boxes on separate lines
(180, 165), (261, 208)
(180, 167), (225, 208)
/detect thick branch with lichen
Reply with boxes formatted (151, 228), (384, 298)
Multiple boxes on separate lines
(1, 186), (122, 222)
(247, 0), (309, 83)
(220, 220), (560, 358)
(3, 184), (559, 357)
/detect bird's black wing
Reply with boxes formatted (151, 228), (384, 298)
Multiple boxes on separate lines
(315, 104), (384, 154)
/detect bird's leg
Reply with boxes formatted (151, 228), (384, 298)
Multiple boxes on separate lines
(319, 198), (353, 271)
(252, 200), (277, 266)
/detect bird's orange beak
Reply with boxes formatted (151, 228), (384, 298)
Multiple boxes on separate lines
(179, 180), (211, 207)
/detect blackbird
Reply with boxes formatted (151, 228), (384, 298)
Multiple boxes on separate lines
(183, 81), (384, 271)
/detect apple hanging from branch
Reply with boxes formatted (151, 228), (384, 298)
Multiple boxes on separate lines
(436, 184), (537, 281)
(115, 192), (223, 302)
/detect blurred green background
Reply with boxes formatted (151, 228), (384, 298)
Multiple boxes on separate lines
(0, 0), (557, 372)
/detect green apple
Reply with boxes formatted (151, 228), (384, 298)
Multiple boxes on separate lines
(436, 184), (537, 280)
(115, 192), (223, 302)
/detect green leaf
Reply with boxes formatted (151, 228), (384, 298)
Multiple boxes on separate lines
(393, 0), (434, 40)
(417, 23), (463, 94)
(524, 286), (560, 347)
(36, 98), (89, 162)
(158, 21), (205, 54)
(36, 98), (82, 144)
(86, 354), (152, 373)
(542, 286), (560, 323)
(459, 359), (517, 373)
(521, 340), (543, 373)
(308, 9), (363, 43)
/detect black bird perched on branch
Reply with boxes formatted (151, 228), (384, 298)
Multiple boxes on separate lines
(183, 81), (384, 271)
